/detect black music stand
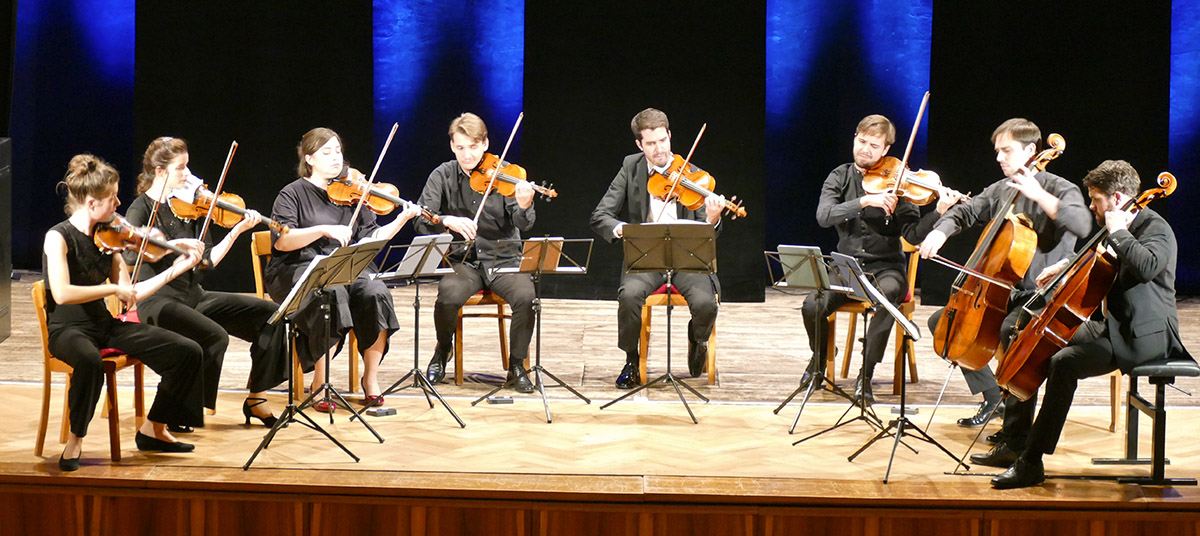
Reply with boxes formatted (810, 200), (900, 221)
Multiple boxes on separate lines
(470, 237), (593, 422)
(834, 253), (969, 482)
(243, 239), (387, 469)
(765, 246), (874, 435)
(600, 222), (715, 424)
(374, 234), (466, 428)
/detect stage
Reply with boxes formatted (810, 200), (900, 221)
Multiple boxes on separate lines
(2, 275), (1200, 535)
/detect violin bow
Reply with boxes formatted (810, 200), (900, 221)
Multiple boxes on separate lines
(122, 161), (177, 314)
(887, 91), (930, 224)
(346, 122), (400, 234)
(473, 112), (524, 225)
(654, 123), (706, 223)
(197, 140), (238, 244)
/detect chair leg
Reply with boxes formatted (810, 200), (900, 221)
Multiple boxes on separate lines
(840, 313), (858, 379)
(35, 369), (52, 457)
(1109, 372), (1122, 433)
(639, 304), (652, 385)
(706, 319), (717, 385)
(454, 310), (465, 386)
(291, 354), (304, 401)
(824, 313), (837, 375)
(104, 366), (121, 462)
(60, 372), (72, 445)
(497, 304), (511, 369)
(349, 332), (360, 394)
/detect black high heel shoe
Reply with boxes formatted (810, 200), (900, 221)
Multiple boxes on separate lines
(242, 397), (278, 428)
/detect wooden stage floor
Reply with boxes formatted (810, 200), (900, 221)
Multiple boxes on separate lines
(3, 274), (1200, 534)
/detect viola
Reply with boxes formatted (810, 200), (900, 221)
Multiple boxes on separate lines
(169, 179), (290, 234)
(863, 156), (970, 206)
(647, 154), (748, 219)
(932, 133), (1066, 370)
(995, 172), (1177, 400)
(93, 214), (189, 263)
(327, 168), (441, 224)
(469, 153), (557, 200)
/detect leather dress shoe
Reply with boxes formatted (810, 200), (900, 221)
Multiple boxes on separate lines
(135, 432), (195, 453)
(508, 364), (535, 393)
(615, 362), (640, 389)
(970, 441), (1020, 468)
(426, 346), (450, 384)
(852, 376), (874, 406)
(986, 430), (1009, 445)
(958, 399), (1003, 428)
(991, 457), (1045, 489)
(687, 340), (708, 378)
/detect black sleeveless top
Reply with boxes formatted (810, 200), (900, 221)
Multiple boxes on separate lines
(43, 220), (114, 328)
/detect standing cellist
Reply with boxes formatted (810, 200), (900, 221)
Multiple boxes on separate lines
(918, 118), (1091, 464)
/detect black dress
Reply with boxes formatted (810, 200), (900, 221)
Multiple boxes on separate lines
(44, 220), (205, 436)
(264, 178), (399, 370)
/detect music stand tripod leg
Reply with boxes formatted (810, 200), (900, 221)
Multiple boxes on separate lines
(377, 278), (465, 428)
(309, 289), (384, 443)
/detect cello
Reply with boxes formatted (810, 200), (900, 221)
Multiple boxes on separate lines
(931, 133), (1066, 370)
(995, 172), (1177, 400)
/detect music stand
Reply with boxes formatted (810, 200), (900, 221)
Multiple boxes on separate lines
(470, 237), (593, 422)
(833, 252), (969, 482)
(765, 246), (867, 434)
(374, 234), (466, 428)
(600, 222), (715, 424)
(243, 239), (387, 469)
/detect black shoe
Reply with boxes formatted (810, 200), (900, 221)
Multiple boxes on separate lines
(986, 430), (1009, 445)
(58, 452), (81, 472)
(797, 358), (824, 391)
(991, 457), (1045, 489)
(958, 399), (1002, 428)
(426, 346), (450, 384)
(135, 431), (195, 453)
(508, 364), (534, 393)
(970, 441), (1020, 468)
(687, 340), (708, 378)
(616, 362), (640, 389)
(242, 397), (278, 428)
(168, 423), (194, 434)
(852, 376), (874, 406)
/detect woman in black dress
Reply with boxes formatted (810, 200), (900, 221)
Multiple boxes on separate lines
(43, 154), (206, 471)
(124, 137), (288, 429)
(265, 127), (420, 411)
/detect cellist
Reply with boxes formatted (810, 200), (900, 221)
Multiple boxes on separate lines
(918, 118), (1091, 461)
(990, 160), (1188, 488)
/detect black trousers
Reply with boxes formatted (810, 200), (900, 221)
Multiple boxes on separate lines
(270, 272), (399, 372)
(617, 272), (718, 358)
(48, 318), (205, 437)
(802, 268), (905, 377)
(137, 289), (285, 409)
(1022, 321), (1117, 455)
(434, 263), (535, 364)
(927, 289), (1035, 396)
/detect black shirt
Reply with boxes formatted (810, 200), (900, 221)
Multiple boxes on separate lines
(43, 220), (113, 327)
(265, 177), (381, 290)
(414, 160), (536, 270)
(123, 193), (215, 301)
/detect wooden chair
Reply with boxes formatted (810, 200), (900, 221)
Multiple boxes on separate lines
(251, 231), (359, 398)
(638, 284), (718, 385)
(33, 280), (145, 462)
(827, 239), (920, 395)
(451, 290), (513, 386)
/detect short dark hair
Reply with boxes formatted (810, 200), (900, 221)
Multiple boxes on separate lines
(1083, 159), (1140, 198)
(991, 118), (1041, 151)
(856, 114), (895, 145)
(631, 108), (669, 140)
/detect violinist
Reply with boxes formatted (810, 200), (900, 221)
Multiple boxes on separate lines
(589, 108), (724, 389)
(43, 154), (206, 471)
(415, 112), (538, 393)
(918, 118), (1091, 456)
(990, 160), (1187, 488)
(124, 137), (288, 429)
(265, 128), (422, 412)
(797, 114), (955, 405)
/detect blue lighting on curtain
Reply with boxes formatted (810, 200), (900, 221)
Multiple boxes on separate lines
(857, 0), (932, 125)
(766, 1), (833, 130)
(73, 0), (136, 88)
(1169, 0), (1200, 292)
(471, 1), (524, 124)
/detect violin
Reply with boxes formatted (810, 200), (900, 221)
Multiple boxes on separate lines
(647, 154), (748, 219)
(93, 214), (189, 263)
(995, 172), (1177, 400)
(327, 168), (441, 224)
(862, 156), (970, 206)
(932, 133), (1066, 370)
(169, 178), (290, 234)
(469, 153), (557, 200)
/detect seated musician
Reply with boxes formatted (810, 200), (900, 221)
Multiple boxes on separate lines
(990, 159), (1187, 488)
(798, 114), (955, 405)
(417, 112), (539, 393)
(589, 107), (726, 388)
(919, 118), (1091, 444)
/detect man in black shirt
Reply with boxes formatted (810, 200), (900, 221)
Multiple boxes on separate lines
(590, 108), (726, 389)
(799, 114), (952, 405)
(920, 118), (1091, 464)
(416, 113), (538, 393)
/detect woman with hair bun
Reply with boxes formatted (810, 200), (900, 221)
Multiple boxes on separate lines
(42, 153), (205, 471)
